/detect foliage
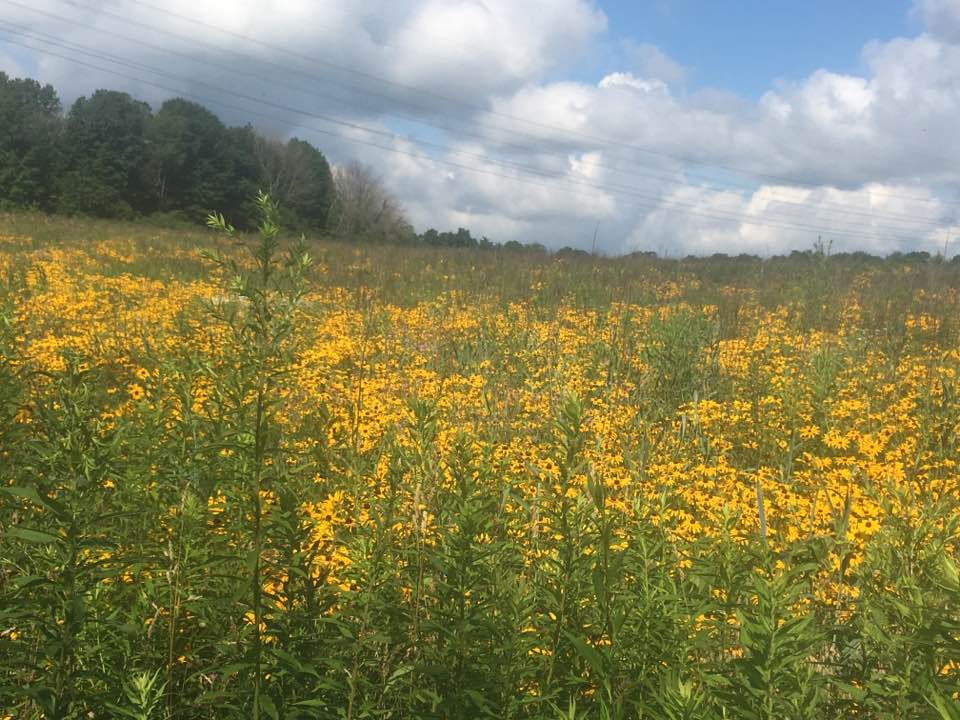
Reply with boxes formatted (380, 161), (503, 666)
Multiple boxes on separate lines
(254, 135), (335, 232)
(145, 99), (260, 224)
(1, 206), (960, 719)
(0, 72), (62, 211)
(57, 90), (152, 218)
(0, 73), (334, 235)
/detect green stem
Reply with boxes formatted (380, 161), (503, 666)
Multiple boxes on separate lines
(252, 385), (265, 720)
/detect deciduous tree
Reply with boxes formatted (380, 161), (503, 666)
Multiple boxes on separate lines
(0, 73), (62, 210)
(253, 135), (335, 231)
(329, 161), (414, 244)
(58, 90), (151, 217)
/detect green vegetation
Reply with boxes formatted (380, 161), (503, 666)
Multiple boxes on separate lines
(1, 206), (959, 718)
(0, 73), (333, 232)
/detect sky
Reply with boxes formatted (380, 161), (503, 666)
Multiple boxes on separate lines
(596, 1), (914, 98)
(2, 0), (960, 256)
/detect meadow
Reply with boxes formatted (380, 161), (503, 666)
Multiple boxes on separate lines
(1, 199), (959, 719)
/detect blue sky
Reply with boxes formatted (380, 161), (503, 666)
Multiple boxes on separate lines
(597, 0), (912, 97)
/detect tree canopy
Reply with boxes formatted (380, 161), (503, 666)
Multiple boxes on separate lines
(58, 90), (152, 218)
(0, 73), (335, 232)
(0, 73), (63, 210)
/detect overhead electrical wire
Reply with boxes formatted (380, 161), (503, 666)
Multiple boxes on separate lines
(58, 0), (959, 211)
(0, 28), (940, 248)
(0, 2), (950, 232)
(8, 0), (812, 200)
(0, 30), (942, 247)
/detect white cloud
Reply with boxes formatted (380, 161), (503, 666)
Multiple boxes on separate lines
(390, 0), (605, 98)
(619, 40), (687, 86)
(626, 183), (953, 257)
(912, 0), (960, 41)
(598, 72), (669, 95)
(3, 0), (604, 112)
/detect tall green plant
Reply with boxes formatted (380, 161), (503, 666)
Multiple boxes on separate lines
(204, 191), (312, 718)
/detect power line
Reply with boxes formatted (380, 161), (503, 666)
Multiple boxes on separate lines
(2, 22), (942, 240)
(2, 2), (952, 233)
(1, 30), (942, 249)
(48, 0), (960, 211)
(0, 27), (932, 245)
(3, 0), (784, 196)
(0, 31), (936, 248)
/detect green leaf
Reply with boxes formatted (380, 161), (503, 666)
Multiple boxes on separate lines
(258, 694), (279, 720)
(561, 629), (606, 677)
(386, 664), (414, 687)
(292, 699), (328, 708)
(939, 553), (960, 593)
(102, 703), (141, 719)
(831, 680), (867, 702)
(927, 689), (960, 720)
(7, 526), (60, 544)
(1, 485), (48, 507)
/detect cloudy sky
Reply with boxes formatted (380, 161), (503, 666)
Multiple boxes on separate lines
(2, 0), (960, 255)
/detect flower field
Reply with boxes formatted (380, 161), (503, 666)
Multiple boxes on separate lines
(2, 204), (959, 719)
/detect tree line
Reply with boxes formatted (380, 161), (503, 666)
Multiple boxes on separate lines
(3, 71), (956, 261)
(1, 71), (503, 248)
(1, 72), (337, 232)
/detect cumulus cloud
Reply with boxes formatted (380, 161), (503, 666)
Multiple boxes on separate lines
(0, 0), (604, 112)
(2, 0), (959, 255)
(626, 184), (954, 257)
(619, 40), (687, 86)
(598, 72), (670, 95)
(912, 0), (960, 41)
(750, 35), (960, 187)
(390, 0), (606, 98)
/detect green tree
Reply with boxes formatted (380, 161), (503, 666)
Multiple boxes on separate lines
(420, 227), (480, 248)
(57, 90), (152, 217)
(144, 98), (258, 223)
(0, 72), (63, 210)
(224, 124), (262, 226)
(253, 134), (335, 231)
